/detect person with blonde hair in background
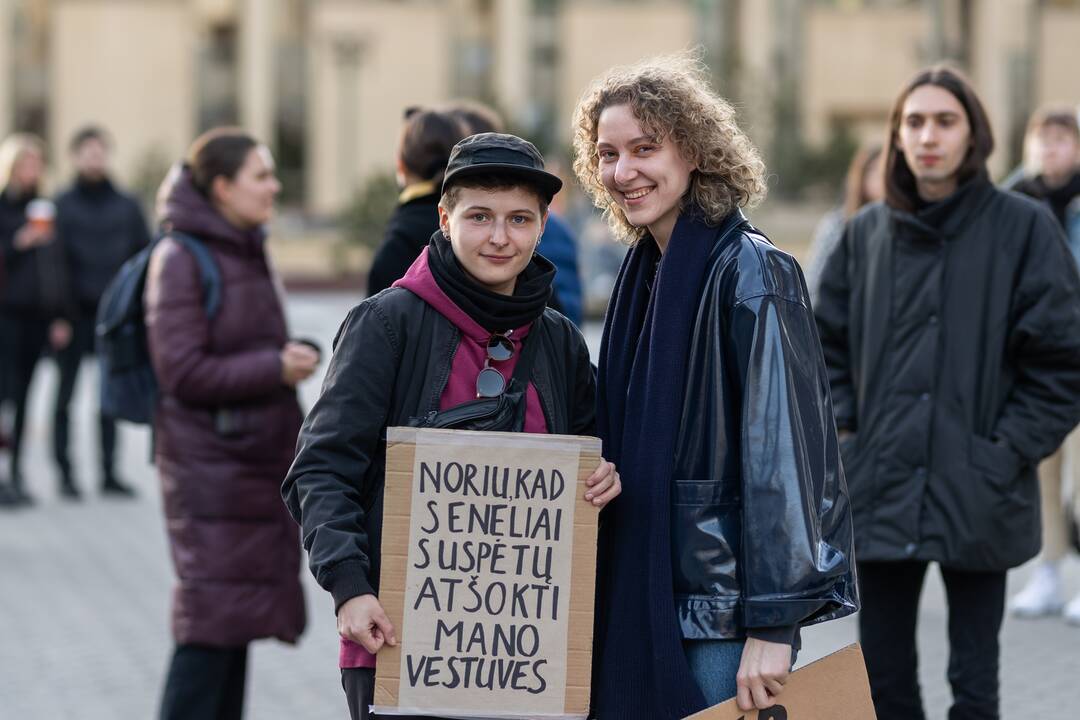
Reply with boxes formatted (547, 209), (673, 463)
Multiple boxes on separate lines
(1008, 105), (1080, 624)
(0, 133), (72, 506)
(572, 53), (857, 718)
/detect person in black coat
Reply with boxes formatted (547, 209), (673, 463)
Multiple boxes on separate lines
(0, 133), (71, 506)
(52, 126), (150, 498)
(572, 55), (856, 719)
(365, 108), (464, 296)
(815, 67), (1080, 720)
(284, 133), (621, 720)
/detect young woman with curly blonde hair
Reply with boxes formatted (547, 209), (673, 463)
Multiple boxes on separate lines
(572, 53), (858, 719)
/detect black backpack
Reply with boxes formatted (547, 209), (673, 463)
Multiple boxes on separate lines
(96, 231), (222, 424)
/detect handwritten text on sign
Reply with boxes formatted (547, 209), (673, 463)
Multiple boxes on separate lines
(392, 433), (591, 716)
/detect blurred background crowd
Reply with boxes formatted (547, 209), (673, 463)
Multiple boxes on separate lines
(0, 0), (1077, 301)
(1, 1), (1080, 718)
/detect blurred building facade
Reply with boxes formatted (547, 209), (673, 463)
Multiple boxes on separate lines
(0, 0), (1077, 214)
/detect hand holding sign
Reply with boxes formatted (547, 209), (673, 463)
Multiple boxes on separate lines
(339, 593), (398, 654)
(736, 637), (792, 710)
(374, 428), (603, 718)
(683, 644), (876, 720)
(584, 457), (621, 507)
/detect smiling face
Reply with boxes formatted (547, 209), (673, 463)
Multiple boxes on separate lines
(896, 84), (972, 201)
(596, 103), (695, 250)
(438, 184), (547, 296)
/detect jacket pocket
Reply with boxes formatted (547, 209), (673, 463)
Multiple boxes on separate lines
(969, 434), (1022, 489)
(962, 433), (1038, 568)
(838, 433), (875, 518)
(671, 479), (741, 598)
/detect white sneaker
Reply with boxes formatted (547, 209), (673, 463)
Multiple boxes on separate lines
(1009, 564), (1064, 618)
(1064, 594), (1080, 626)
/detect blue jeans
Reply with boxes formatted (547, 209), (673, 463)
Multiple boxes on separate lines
(683, 638), (746, 706)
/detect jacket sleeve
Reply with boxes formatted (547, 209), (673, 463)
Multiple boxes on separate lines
(813, 222), (857, 432)
(281, 301), (400, 610)
(731, 291), (858, 631)
(0, 217), (23, 265)
(994, 210), (1080, 463)
(569, 330), (597, 437)
(540, 215), (584, 326)
(144, 240), (282, 405)
(47, 196), (77, 320)
(129, 197), (152, 256)
(367, 225), (418, 297)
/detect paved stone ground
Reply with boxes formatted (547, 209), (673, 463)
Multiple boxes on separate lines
(1, 292), (1078, 719)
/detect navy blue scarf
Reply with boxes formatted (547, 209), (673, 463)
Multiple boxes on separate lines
(592, 209), (746, 719)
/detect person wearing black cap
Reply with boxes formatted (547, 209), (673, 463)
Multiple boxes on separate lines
(282, 132), (622, 720)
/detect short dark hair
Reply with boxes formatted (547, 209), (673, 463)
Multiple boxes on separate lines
(884, 65), (994, 212)
(70, 125), (110, 153)
(399, 109), (466, 186)
(1026, 105), (1080, 140)
(444, 101), (505, 136)
(186, 127), (258, 198)
(440, 174), (549, 217)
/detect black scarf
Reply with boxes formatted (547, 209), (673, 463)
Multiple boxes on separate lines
(592, 208), (747, 719)
(426, 231), (554, 332)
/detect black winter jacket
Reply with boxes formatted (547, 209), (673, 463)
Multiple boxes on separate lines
(366, 190), (440, 296)
(0, 188), (69, 317)
(815, 178), (1080, 571)
(56, 177), (150, 314)
(282, 288), (595, 611)
(671, 220), (858, 638)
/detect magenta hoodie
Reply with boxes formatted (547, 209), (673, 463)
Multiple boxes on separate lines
(339, 247), (549, 669)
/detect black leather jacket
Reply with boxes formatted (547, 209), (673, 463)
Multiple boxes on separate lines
(672, 220), (858, 638)
(282, 288), (596, 611)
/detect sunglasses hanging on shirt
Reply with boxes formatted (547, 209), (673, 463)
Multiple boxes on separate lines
(476, 331), (515, 398)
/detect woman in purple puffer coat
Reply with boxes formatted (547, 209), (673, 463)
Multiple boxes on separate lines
(145, 128), (317, 720)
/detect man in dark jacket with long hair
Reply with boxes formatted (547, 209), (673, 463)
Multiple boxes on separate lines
(815, 66), (1080, 720)
(53, 126), (149, 498)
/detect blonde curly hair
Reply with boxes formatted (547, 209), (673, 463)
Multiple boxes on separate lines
(571, 52), (766, 244)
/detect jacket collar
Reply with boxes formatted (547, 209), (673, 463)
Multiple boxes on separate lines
(398, 179), (439, 205)
(890, 175), (995, 240)
(161, 166), (265, 251)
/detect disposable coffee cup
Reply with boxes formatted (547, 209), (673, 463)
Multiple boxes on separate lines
(26, 198), (56, 233)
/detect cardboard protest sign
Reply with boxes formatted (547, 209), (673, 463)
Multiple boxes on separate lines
(683, 644), (876, 720)
(373, 427), (602, 719)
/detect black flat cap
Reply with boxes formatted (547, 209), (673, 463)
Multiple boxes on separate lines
(441, 132), (563, 201)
